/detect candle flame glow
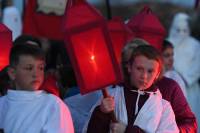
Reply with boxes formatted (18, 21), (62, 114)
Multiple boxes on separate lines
(90, 55), (95, 61)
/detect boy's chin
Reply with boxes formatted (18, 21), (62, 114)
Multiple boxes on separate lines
(138, 87), (146, 90)
(26, 88), (39, 91)
(137, 85), (149, 90)
(28, 86), (41, 91)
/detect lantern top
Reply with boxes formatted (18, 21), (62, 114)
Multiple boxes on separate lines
(126, 6), (166, 51)
(127, 6), (166, 35)
(108, 17), (124, 31)
(63, 0), (104, 30)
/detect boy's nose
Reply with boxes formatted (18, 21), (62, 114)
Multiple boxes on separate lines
(141, 71), (147, 79)
(32, 72), (38, 78)
(32, 68), (41, 78)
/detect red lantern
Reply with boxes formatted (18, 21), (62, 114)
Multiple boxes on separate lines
(127, 6), (166, 51)
(0, 23), (12, 71)
(63, 0), (122, 94)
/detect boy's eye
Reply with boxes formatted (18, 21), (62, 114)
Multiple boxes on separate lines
(163, 53), (173, 58)
(39, 66), (44, 71)
(24, 66), (33, 71)
(148, 69), (153, 74)
(136, 67), (143, 72)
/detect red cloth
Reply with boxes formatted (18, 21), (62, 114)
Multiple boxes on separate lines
(23, 0), (64, 40)
(40, 74), (60, 97)
(127, 6), (166, 51)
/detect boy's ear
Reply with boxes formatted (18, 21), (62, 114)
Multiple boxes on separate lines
(127, 63), (132, 74)
(7, 67), (16, 81)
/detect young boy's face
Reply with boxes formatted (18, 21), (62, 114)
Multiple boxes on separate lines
(9, 55), (45, 91)
(128, 55), (160, 90)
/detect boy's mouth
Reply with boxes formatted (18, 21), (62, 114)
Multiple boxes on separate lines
(31, 80), (41, 84)
(139, 80), (147, 85)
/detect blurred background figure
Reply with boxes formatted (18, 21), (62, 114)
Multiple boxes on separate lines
(2, 0), (22, 41)
(168, 12), (200, 132)
(161, 39), (187, 97)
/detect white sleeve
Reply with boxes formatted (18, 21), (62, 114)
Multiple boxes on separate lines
(156, 101), (179, 133)
(42, 98), (74, 133)
(184, 45), (200, 86)
(178, 39), (200, 86)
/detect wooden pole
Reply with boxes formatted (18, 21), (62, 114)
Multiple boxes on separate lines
(105, 0), (112, 20)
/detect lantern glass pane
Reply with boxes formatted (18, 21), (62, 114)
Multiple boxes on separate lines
(71, 27), (117, 93)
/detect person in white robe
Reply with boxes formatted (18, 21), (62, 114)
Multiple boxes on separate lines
(168, 12), (200, 131)
(83, 44), (179, 133)
(0, 43), (74, 133)
(83, 85), (179, 133)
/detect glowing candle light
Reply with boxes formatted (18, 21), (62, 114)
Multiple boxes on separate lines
(90, 55), (95, 61)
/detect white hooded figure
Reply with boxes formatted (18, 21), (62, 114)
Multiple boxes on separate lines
(168, 12), (200, 131)
(2, 0), (22, 41)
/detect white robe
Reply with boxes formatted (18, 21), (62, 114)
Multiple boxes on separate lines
(83, 86), (179, 133)
(0, 90), (74, 133)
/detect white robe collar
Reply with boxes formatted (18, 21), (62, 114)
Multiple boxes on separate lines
(6, 90), (44, 101)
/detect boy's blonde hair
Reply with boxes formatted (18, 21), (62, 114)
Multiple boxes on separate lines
(121, 38), (149, 82)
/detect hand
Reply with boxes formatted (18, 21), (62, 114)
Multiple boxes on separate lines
(110, 122), (126, 133)
(100, 96), (115, 113)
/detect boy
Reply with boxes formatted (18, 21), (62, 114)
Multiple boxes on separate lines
(0, 43), (74, 133)
(86, 44), (179, 132)
(162, 39), (187, 97)
(121, 39), (197, 132)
